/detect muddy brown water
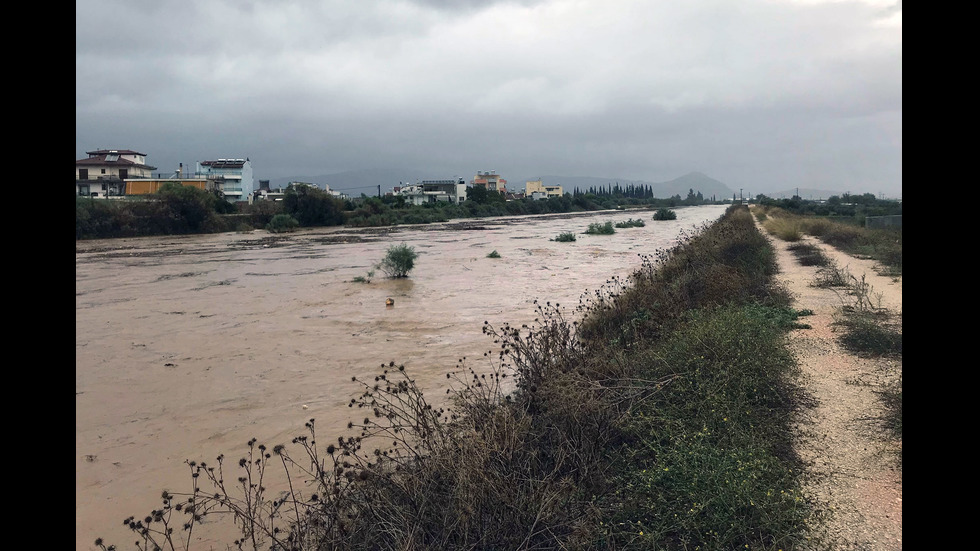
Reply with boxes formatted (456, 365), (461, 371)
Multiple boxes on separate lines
(76, 205), (727, 549)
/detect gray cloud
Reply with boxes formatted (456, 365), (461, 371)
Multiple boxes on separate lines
(76, 0), (902, 197)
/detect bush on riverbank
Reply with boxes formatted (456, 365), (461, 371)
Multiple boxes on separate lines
(100, 205), (819, 551)
(266, 213), (299, 233)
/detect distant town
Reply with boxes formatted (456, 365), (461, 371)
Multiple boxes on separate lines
(75, 148), (566, 205)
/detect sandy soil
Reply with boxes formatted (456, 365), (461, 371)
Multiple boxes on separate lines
(763, 226), (902, 550)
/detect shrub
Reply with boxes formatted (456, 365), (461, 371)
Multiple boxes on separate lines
(553, 232), (577, 242)
(584, 221), (615, 235)
(836, 311), (902, 356)
(653, 208), (677, 220)
(379, 244), (418, 278)
(487, 250), (501, 258)
(787, 242), (829, 266)
(266, 213), (299, 233)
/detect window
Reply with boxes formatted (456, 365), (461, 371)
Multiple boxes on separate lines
(101, 169), (106, 174)
(79, 169), (89, 180)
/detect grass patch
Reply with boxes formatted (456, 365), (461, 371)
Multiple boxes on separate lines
(607, 305), (810, 549)
(350, 269), (375, 283)
(836, 310), (902, 356)
(787, 242), (829, 266)
(762, 216), (802, 242)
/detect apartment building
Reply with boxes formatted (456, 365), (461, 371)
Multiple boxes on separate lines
(525, 179), (564, 199)
(471, 171), (507, 193)
(195, 158), (254, 202)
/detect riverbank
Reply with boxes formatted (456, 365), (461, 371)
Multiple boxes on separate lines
(91, 204), (901, 550)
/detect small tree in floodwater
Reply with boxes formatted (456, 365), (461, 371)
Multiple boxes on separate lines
(378, 244), (418, 278)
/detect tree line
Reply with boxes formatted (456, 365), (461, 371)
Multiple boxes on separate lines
(76, 182), (724, 239)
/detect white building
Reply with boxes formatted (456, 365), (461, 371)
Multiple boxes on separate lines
(395, 178), (467, 205)
(75, 149), (157, 197)
(195, 158), (254, 203)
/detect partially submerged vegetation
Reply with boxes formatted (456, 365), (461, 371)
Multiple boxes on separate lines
(614, 218), (646, 228)
(584, 220), (616, 235)
(377, 244), (418, 278)
(100, 206), (830, 550)
(552, 231), (577, 242)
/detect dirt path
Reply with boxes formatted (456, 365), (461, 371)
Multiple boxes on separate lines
(763, 228), (902, 550)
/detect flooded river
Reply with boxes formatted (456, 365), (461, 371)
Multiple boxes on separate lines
(75, 205), (727, 549)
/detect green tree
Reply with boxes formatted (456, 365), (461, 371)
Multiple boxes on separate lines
(466, 185), (490, 204)
(157, 182), (220, 233)
(283, 184), (346, 227)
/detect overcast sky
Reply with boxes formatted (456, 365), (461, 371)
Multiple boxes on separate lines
(76, 0), (901, 198)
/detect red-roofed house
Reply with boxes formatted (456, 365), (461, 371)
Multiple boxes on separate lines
(76, 149), (157, 197)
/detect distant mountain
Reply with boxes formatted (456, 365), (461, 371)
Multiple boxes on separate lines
(516, 172), (734, 200)
(268, 169), (735, 200)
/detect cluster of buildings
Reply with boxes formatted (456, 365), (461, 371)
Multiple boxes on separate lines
(76, 149), (565, 205)
(389, 172), (564, 204)
(75, 149), (257, 202)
